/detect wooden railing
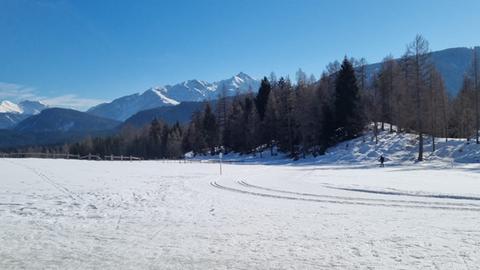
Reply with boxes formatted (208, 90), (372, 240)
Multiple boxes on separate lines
(0, 152), (143, 161)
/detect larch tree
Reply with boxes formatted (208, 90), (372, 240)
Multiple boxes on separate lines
(405, 34), (431, 161)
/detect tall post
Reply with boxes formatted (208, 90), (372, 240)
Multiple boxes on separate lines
(219, 151), (223, 175)
(474, 47), (479, 144)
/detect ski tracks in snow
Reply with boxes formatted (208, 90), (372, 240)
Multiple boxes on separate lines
(211, 180), (480, 212)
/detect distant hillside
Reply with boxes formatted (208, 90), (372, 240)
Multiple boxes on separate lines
(123, 101), (205, 128)
(430, 47), (474, 96)
(0, 113), (30, 129)
(0, 108), (120, 149)
(365, 47), (476, 96)
(15, 108), (120, 133)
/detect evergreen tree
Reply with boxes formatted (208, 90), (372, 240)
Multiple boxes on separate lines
(333, 57), (364, 141)
(255, 77), (271, 121)
(202, 103), (218, 155)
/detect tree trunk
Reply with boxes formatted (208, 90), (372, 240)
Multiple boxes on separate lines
(432, 135), (435, 152)
(418, 132), (424, 161)
(474, 47), (479, 144)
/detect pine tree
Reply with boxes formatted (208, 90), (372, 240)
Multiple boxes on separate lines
(202, 103), (218, 155)
(255, 77), (271, 121)
(263, 90), (279, 155)
(333, 57), (364, 141)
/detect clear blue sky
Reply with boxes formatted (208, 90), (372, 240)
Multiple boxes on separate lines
(1, 0), (479, 110)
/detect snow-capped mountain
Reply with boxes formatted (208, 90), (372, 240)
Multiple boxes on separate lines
(0, 101), (23, 114)
(87, 88), (180, 121)
(0, 100), (48, 115)
(0, 100), (48, 129)
(88, 72), (260, 121)
(158, 72), (260, 102)
(18, 100), (48, 115)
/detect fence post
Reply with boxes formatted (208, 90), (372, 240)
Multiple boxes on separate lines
(88, 153), (91, 160)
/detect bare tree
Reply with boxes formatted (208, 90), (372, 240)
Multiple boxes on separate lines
(405, 35), (431, 161)
(427, 68), (447, 152)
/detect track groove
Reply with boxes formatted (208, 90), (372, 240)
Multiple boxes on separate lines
(238, 181), (480, 208)
(211, 181), (480, 212)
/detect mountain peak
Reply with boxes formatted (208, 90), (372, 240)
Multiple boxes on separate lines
(0, 100), (48, 115)
(18, 100), (48, 115)
(0, 100), (23, 114)
(235, 72), (253, 80)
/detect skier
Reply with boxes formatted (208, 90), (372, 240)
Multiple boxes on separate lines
(379, 155), (385, 167)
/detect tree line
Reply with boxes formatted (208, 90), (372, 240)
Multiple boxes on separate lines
(20, 35), (480, 161)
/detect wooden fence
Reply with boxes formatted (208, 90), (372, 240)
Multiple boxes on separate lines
(0, 152), (143, 161)
(0, 153), (246, 163)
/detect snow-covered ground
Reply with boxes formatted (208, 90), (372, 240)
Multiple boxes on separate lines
(193, 128), (480, 165)
(1, 157), (480, 269)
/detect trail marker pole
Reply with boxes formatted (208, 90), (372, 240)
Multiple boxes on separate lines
(219, 152), (223, 175)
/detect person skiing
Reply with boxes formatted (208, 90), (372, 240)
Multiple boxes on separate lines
(379, 155), (385, 167)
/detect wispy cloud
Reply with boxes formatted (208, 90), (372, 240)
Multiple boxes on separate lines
(0, 82), (105, 111)
(42, 95), (104, 111)
(0, 82), (37, 101)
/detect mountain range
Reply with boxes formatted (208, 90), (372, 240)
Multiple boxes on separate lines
(87, 72), (260, 121)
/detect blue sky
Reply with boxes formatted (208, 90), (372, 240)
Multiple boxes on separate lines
(1, 0), (479, 110)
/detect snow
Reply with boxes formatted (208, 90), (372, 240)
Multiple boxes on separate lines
(193, 126), (480, 166)
(18, 100), (48, 115)
(150, 87), (180, 105)
(1, 157), (480, 269)
(0, 101), (23, 114)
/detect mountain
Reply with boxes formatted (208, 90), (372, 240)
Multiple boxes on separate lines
(0, 101), (23, 113)
(158, 72), (260, 102)
(0, 108), (121, 149)
(430, 47), (475, 95)
(0, 113), (30, 129)
(87, 88), (180, 121)
(18, 100), (48, 115)
(0, 100), (47, 114)
(0, 100), (48, 129)
(123, 101), (205, 128)
(15, 108), (120, 133)
(87, 72), (260, 121)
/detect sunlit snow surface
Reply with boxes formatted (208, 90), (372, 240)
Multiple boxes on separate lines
(1, 158), (480, 269)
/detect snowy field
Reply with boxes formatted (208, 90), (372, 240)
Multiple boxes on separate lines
(1, 158), (480, 269)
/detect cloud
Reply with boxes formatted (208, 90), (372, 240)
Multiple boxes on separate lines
(0, 82), (37, 101)
(41, 95), (105, 111)
(0, 81), (104, 111)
